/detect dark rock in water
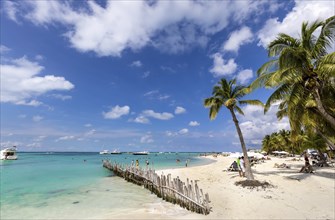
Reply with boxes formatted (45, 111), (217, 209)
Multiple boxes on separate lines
(72, 201), (80, 204)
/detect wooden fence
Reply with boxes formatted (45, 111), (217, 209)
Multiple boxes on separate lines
(103, 160), (211, 215)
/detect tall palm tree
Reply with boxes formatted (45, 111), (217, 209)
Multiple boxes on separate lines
(252, 16), (335, 129)
(204, 78), (263, 180)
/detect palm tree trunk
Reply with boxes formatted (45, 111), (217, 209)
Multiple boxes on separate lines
(313, 89), (335, 128)
(229, 108), (254, 180)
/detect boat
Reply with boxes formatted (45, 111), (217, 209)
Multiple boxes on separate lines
(132, 151), (149, 155)
(1, 146), (18, 160)
(110, 149), (122, 154)
(99, 150), (110, 155)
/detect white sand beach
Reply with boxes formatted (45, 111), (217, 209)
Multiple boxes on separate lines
(107, 155), (335, 219)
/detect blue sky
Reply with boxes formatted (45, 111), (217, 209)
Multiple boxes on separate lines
(1, 0), (333, 152)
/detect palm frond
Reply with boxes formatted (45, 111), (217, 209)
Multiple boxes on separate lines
(234, 105), (244, 116)
(239, 100), (264, 107)
(264, 84), (291, 113)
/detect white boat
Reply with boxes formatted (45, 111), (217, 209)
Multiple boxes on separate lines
(110, 149), (122, 154)
(99, 150), (110, 155)
(1, 146), (18, 160)
(132, 151), (149, 155)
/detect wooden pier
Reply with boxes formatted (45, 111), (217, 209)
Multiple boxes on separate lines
(103, 160), (211, 215)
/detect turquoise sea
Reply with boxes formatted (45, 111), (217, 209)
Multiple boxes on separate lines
(0, 152), (213, 219)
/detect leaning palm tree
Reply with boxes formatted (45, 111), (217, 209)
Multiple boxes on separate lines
(204, 78), (263, 180)
(252, 16), (335, 129)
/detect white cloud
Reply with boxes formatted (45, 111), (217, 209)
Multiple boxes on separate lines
(144, 90), (170, 100)
(103, 105), (130, 119)
(131, 60), (142, 67)
(56, 135), (75, 142)
(5, 1), (272, 56)
(133, 116), (150, 124)
(0, 45), (11, 53)
(84, 123), (92, 127)
(222, 26), (253, 52)
(239, 104), (290, 147)
(189, 121), (200, 126)
(165, 131), (177, 137)
(142, 71), (150, 78)
(1, 56), (74, 106)
(236, 69), (253, 84)
(50, 94), (72, 100)
(209, 53), (237, 77)
(140, 134), (154, 143)
(257, 1), (334, 48)
(175, 106), (186, 114)
(33, 135), (47, 142)
(85, 129), (96, 136)
(32, 115), (43, 122)
(55, 135), (75, 142)
(178, 128), (189, 135)
(142, 110), (174, 120)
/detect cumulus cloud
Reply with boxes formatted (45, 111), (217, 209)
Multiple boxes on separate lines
(142, 110), (174, 120)
(209, 53), (237, 77)
(222, 26), (253, 52)
(1, 56), (74, 106)
(103, 105), (130, 119)
(4, 1), (272, 56)
(131, 60), (142, 67)
(239, 104), (290, 147)
(140, 134), (154, 143)
(0, 45), (11, 53)
(236, 69), (253, 84)
(189, 121), (200, 126)
(175, 106), (186, 114)
(178, 128), (189, 135)
(133, 116), (150, 124)
(257, 1), (334, 48)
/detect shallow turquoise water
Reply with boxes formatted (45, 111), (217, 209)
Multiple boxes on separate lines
(0, 152), (213, 219)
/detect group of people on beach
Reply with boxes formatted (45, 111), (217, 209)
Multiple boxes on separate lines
(131, 159), (150, 169)
(236, 156), (245, 177)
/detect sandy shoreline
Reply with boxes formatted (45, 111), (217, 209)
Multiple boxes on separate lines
(106, 155), (335, 219)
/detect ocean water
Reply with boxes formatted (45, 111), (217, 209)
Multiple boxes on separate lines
(0, 152), (213, 219)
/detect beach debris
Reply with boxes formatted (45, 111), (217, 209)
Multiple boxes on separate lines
(72, 201), (80, 204)
(102, 160), (211, 215)
(235, 180), (274, 190)
(274, 163), (290, 169)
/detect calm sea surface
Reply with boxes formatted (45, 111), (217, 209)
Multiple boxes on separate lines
(0, 152), (213, 219)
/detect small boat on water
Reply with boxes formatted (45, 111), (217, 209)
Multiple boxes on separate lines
(99, 150), (110, 155)
(1, 146), (18, 160)
(110, 149), (122, 154)
(132, 151), (149, 155)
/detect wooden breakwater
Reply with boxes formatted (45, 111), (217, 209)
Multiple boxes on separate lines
(102, 160), (211, 215)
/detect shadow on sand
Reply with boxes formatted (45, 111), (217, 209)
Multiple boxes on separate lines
(252, 166), (335, 181)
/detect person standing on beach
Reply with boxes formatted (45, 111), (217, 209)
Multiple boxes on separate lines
(135, 159), (139, 168)
(185, 159), (188, 167)
(240, 156), (245, 177)
(237, 157), (242, 177)
(131, 160), (134, 167)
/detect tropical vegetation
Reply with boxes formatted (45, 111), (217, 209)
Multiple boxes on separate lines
(252, 16), (335, 153)
(204, 78), (263, 180)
